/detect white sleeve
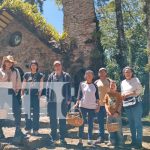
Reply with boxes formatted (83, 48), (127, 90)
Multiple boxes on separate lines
(135, 78), (142, 95)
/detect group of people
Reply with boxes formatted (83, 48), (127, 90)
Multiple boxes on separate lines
(0, 55), (143, 149)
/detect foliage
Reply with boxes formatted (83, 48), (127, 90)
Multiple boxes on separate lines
(25, 0), (46, 13)
(97, 0), (147, 86)
(54, 0), (62, 7)
(0, 0), (61, 42)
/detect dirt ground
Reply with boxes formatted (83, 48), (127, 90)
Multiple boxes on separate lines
(0, 117), (149, 150)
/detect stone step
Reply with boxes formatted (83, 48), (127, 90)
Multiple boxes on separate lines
(1, 116), (50, 128)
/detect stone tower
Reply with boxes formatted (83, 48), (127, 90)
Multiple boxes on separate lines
(62, 0), (97, 71)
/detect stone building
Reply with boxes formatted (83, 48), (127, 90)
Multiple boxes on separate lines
(62, 0), (97, 71)
(0, 0), (99, 94)
(0, 9), (61, 74)
(62, 0), (99, 95)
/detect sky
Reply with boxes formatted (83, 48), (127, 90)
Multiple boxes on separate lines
(42, 0), (63, 34)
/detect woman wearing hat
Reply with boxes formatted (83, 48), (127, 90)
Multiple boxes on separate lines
(21, 60), (44, 135)
(0, 55), (22, 139)
(94, 68), (110, 144)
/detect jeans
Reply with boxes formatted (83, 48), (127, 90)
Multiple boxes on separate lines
(125, 101), (143, 144)
(79, 107), (95, 140)
(25, 94), (39, 131)
(12, 90), (21, 129)
(48, 102), (68, 140)
(97, 106), (106, 139)
(107, 115), (123, 145)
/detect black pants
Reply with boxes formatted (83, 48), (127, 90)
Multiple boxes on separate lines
(25, 94), (39, 131)
(48, 101), (68, 140)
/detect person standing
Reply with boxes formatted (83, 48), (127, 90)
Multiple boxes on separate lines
(95, 67), (110, 144)
(104, 80), (123, 148)
(0, 55), (23, 140)
(21, 60), (44, 135)
(74, 70), (99, 147)
(121, 66), (143, 149)
(46, 60), (71, 145)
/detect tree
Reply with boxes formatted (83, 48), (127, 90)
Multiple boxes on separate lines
(25, 0), (46, 13)
(144, 0), (150, 115)
(114, 0), (128, 72)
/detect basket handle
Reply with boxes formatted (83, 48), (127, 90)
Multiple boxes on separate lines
(68, 107), (83, 119)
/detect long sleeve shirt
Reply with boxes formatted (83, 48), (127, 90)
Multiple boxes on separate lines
(121, 77), (142, 97)
(0, 68), (21, 91)
(46, 71), (71, 102)
(77, 81), (99, 109)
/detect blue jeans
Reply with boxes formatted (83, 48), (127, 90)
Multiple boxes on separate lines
(107, 115), (123, 145)
(97, 106), (106, 139)
(48, 102), (68, 140)
(125, 102), (143, 144)
(79, 107), (95, 140)
(25, 94), (39, 131)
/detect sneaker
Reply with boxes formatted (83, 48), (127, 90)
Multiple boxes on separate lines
(107, 142), (115, 149)
(33, 130), (39, 136)
(14, 128), (26, 138)
(94, 137), (104, 144)
(87, 140), (93, 145)
(26, 130), (31, 135)
(77, 142), (83, 147)
(49, 140), (55, 147)
(60, 139), (67, 145)
(130, 142), (137, 148)
(135, 143), (142, 149)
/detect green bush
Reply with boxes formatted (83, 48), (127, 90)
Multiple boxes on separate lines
(0, 0), (61, 41)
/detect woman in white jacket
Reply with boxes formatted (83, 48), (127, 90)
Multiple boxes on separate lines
(121, 66), (143, 149)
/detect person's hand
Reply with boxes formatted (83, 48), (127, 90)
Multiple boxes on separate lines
(95, 105), (100, 113)
(67, 100), (71, 105)
(113, 112), (119, 118)
(21, 95), (24, 100)
(73, 104), (78, 109)
(107, 112), (112, 116)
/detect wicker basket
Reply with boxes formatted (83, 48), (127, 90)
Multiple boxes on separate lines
(66, 108), (83, 127)
(106, 122), (119, 132)
(0, 109), (8, 119)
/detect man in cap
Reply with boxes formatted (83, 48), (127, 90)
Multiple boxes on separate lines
(46, 60), (71, 145)
(94, 67), (110, 144)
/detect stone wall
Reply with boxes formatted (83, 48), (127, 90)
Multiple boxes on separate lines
(62, 0), (97, 69)
(0, 18), (61, 73)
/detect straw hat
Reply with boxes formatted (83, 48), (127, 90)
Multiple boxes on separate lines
(2, 55), (17, 64)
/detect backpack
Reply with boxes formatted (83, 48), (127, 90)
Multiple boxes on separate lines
(14, 66), (24, 82)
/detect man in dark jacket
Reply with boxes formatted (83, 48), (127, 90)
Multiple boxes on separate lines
(46, 60), (71, 145)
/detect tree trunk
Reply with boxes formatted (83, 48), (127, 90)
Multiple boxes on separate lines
(115, 0), (128, 73)
(144, 0), (150, 115)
